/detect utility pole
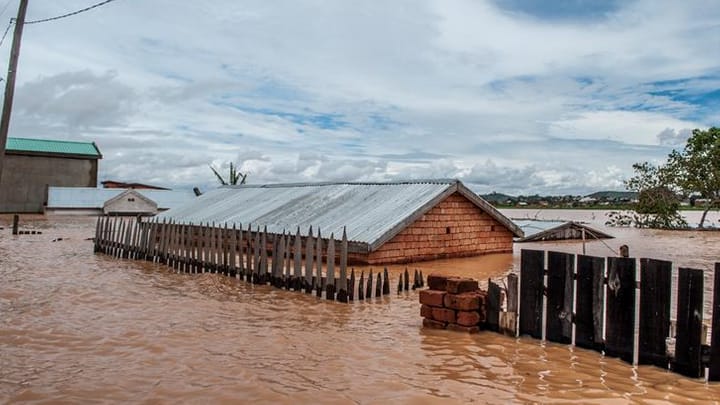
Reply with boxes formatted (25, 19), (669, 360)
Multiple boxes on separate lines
(0, 0), (29, 184)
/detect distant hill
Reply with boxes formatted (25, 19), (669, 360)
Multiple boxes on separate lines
(585, 191), (637, 201)
(480, 192), (516, 203)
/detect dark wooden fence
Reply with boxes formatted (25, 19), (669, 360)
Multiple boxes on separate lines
(93, 216), (420, 303)
(508, 248), (720, 381)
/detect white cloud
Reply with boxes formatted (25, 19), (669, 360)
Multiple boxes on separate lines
(0, 0), (716, 195)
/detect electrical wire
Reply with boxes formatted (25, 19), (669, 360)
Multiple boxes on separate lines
(0, 18), (12, 49)
(24, 0), (119, 25)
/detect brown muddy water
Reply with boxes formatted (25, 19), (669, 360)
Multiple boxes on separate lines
(1, 213), (720, 404)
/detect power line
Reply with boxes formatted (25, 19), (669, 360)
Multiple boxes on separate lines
(0, 18), (11, 49)
(25, 0), (119, 25)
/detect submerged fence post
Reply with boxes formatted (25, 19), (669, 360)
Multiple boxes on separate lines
(326, 233), (335, 300)
(638, 258), (672, 368)
(315, 228), (323, 297)
(673, 267), (704, 378)
(305, 226), (314, 293)
(519, 249), (544, 339)
(575, 255), (605, 352)
(546, 251), (575, 344)
(710, 263), (720, 381)
(337, 228), (348, 303)
(605, 257), (636, 364)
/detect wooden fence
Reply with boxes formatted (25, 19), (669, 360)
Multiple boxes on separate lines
(498, 248), (720, 381)
(93, 216), (423, 303)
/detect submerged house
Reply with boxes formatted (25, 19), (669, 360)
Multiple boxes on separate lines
(46, 187), (197, 216)
(158, 179), (523, 264)
(0, 137), (102, 213)
(513, 220), (613, 243)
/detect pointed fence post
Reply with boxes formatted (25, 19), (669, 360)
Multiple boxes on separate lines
(358, 271), (365, 301)
(326, 233), (336, 300)
(349, 269), (355, 301)
(375, 269), (382, 297)
(293, 227), (302, 290)
(404, 268), (410, 291)
(315, 228), (323, 297)
(383, 268), (390, 295)
(305, 226), (314, 293)
(367, 270), (374, 299)
(337, 228), (348, 303)
(260, 226), (268, 284)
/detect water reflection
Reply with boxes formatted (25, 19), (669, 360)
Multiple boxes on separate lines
(1, 215), (719, 403)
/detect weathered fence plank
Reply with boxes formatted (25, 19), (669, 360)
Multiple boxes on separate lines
(546, 251), (575, 344)
(605, 257), (636, 364)
(673, 267), (704, 378)
(326, 233), (335, 299)
(710, 263), (720, 381)
(315, 229), (323, 297)
(519, 249), (544, 339)
(303, 227), (312, 292)
(575, 255), (605, 352)
(638, 258), (672, 368)
(358, 271), (365, 301)
(486, 279), (501, 332)
(337, 229), (348, 302)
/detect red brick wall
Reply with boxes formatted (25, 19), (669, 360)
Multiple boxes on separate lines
(366, 193), (513, 264)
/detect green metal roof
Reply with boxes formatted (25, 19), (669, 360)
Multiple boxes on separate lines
(6, 137), (102, 158)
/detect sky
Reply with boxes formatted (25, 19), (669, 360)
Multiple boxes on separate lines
(1, 0), (718, 195)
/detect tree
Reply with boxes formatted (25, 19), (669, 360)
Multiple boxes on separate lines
(606, 162), (687, 228)
(209, 162), (247, 186)
(665, 127), (720, 228)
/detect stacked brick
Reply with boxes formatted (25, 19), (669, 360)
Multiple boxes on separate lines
(419, 274), (487, 333)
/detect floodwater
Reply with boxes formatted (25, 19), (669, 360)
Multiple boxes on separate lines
(1, 214), (720, 404)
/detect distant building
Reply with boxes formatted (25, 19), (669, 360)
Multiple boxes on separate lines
(45, 187), (197, 216)
(158, 179), (524, 264)
(0, 137), (102, 213)
(101, 180), (170, 190)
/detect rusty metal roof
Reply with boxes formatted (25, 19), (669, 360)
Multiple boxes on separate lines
(158, 179), (523, 252)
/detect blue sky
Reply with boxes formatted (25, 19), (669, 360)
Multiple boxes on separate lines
(2, 0), (718, 195)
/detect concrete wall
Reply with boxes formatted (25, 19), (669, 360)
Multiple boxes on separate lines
(0, 154), (98, 213)
(365, 193), (514, 264)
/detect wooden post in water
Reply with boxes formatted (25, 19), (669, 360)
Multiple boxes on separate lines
(366, 270), (373, 300)
(260, 226), (268, 284)
(293, 227), (302, 290)
(709, 263), (720, 381)
(404, 268), (409, 291)
(11, 214), (18, 235)
(672, 267), (704, 378)
(546, 251), (575, 344)
(375, 269), (382, 298)
(383, 268), (390, 295)
(519, 249), (544, 339)
(575, 255), (605, 352)
(305, 226), (314, 293)
(315, 228), (323, 297)
(326, 233), (336, 300)
(419, 270), (424, 287)
(358, 271), (365, 300)
(504, 273), (519, 336)
(605, 257), (637, 364)
(337, 228), (348, 303)
(349, 269), (355, 301)
(282, 233), (291, 289)
(397, 276), (402, 294)
(93, 216), (101, 252)
(487, 279), (502, 332)
(638, 258), (672, 368)
(252, 226), (260, 283)
(245, 223), (252, 280)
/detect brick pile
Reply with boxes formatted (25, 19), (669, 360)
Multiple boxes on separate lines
(419, 274), (487, 333)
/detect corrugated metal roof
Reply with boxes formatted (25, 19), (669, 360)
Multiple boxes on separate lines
(157, 180), (523, 250)
(47, 187), (196, 210)
(513, 220), (613, 242)
(7, 137), (101, 158)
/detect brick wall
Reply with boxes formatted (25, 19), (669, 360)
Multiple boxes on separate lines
(367, 192), (513, 264)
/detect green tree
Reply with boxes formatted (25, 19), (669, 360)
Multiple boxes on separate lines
(209, 162), (247, 185)
(606, 162), (687, 228)
(665, 127), (720, 228)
